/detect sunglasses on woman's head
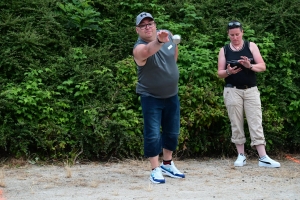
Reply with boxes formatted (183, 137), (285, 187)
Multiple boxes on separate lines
(228, 22), (241, 29)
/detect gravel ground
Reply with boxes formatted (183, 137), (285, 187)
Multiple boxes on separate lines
(1, 155), (300, 200)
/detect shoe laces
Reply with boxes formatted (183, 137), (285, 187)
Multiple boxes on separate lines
(152, 167), (163, 178)
(153, 167), (162, 174)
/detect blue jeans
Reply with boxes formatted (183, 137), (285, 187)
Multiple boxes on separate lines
(140, 94), (180, 157)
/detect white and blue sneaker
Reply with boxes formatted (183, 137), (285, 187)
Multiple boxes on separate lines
(160, 161), (185, 178)
(234, 153), (246, 167)
(259, 155), (281, 168)
(149, 167), (165, 184)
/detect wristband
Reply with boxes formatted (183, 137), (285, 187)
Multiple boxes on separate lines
(250, 64), (253, 70)
(157, 37), (164, 44)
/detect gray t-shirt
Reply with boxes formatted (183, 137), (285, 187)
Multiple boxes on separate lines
(133, 31), (179, 98)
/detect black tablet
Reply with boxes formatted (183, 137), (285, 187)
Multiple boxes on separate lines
(226, 60), (244, 68)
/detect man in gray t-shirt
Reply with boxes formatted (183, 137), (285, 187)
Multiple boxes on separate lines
(133, 12), (185, 184)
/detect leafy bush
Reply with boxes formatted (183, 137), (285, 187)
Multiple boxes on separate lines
(0, 0), (299, 160)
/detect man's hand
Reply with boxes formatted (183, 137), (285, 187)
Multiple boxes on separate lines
(157, 30), (169, 43)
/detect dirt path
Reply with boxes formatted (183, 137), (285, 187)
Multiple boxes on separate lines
(1, 155), (300, 200)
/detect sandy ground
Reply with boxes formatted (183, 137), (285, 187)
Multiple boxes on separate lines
(0, 155), (300, 200)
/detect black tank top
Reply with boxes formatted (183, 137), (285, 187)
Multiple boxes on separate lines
(224, 41), (256, 86)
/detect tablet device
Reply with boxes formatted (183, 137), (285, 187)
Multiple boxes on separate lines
(226, 60), (244, 68)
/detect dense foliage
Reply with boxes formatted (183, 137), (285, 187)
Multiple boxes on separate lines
(0, 0), (299, 162)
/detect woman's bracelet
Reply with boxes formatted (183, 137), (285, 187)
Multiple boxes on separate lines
(226, 69), (231, 76)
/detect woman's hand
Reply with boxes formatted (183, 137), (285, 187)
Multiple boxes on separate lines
(227, 64), (242, 75)
(239, 56), (252, 68)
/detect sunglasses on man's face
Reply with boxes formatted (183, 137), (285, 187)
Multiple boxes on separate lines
(228, 22), (241, 28)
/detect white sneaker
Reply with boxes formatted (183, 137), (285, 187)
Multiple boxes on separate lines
(259, 155), (280, 168)
(149, 167), (165, 184)
(234, 153), (246, 167)
(160, 161), (185, 178)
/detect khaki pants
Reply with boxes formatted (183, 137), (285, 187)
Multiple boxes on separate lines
(223, 86), (266, 147)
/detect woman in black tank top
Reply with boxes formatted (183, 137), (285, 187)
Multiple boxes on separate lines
(217, 20), (281, 168)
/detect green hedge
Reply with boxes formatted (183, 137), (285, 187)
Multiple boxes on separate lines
(0, 0), (299, 161)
